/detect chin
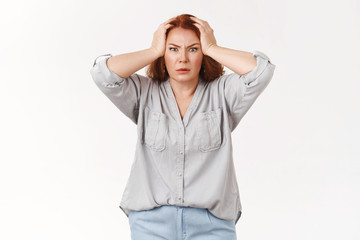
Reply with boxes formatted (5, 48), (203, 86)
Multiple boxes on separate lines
(170, 74), (199, 82)
(173, 77), (194, 82)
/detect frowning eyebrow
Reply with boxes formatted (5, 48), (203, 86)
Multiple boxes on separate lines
(168, 43), (200, 47)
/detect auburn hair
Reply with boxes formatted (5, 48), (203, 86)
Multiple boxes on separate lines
(146, 14), (225, 85)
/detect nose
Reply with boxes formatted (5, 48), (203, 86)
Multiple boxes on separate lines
(179, 49), (188, 62)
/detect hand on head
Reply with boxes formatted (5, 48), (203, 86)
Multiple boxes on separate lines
(151, 17), (175, 57)
(150, 16), (218, 58)
(189, 16), (217, 56)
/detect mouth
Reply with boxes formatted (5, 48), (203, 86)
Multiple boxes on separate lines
(176, 68), (190, 72)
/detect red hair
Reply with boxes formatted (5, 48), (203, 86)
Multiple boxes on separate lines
(146, 14), (225, 85)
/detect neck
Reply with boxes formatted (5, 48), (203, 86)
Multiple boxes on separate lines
(169, 77), (199, 99)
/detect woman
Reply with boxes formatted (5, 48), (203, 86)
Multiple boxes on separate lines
(90, 14), (275, 240)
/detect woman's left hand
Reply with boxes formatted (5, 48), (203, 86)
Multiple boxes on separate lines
(190, 16), (217, 56)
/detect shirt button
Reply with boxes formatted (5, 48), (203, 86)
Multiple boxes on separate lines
(178, 197), (182, 200)
(180, 151), (183, 155)
(178, 172), (182, 176)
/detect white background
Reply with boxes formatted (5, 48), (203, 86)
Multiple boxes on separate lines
(1, 0), (359, 239)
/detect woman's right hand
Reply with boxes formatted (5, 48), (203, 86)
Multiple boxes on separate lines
(151, 18), (175, 58)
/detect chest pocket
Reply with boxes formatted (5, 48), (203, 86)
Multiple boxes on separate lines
(196, 107), (224, 152)
(143, 106), (168, 152)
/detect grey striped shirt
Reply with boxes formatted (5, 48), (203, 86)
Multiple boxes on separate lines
(90, 50), (276, 224)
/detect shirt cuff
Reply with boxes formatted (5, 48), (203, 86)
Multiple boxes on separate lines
(92, 53), (126, 85)
(243, 50), (273, 85)
(92, 53), (112, 67)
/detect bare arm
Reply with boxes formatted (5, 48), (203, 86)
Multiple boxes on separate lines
(106, 48), (160, 78)
(206, 45), (257, 76)
(190, 16), (257, 76)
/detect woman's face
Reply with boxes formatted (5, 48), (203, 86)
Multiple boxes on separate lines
(164, 27), (203, 84)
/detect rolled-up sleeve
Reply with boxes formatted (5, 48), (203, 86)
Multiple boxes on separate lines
(90, 54), (149, 124)
(222, 50), (276, 131)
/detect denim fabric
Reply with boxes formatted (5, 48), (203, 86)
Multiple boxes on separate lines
(129, 205), (237, 240)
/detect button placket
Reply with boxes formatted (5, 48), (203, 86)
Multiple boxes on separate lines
(177, 123), (185, 204)
(165, 78), (204, 205)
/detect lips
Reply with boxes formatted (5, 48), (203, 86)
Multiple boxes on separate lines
(176, 68), (190, 71)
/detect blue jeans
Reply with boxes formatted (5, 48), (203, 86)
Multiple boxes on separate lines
(128, 205), (237, 240)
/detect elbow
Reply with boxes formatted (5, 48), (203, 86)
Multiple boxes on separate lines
(247, 55), (258, 74)
(106, 57), (130, 78)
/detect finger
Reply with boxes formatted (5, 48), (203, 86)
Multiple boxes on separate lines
(193, 22), (204, 32)
(193, 20), (211, 33)
(191, 16), (207, 26)
(192, 17), (211, 30)
(190, 16), (202, 22)
(201, 21), (211, 30)
(191, 17), (202, 25)
(160, 18), (173, 27)
(165, 23), (173, 29)
(193, 22), (202, 28)
(199, 23), (212, 33)
(192, 18), (213, 33)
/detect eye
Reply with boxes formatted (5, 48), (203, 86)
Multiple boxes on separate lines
(169, 47), (177, 51)
(190, 47), (198, 52)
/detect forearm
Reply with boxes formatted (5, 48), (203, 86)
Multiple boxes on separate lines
(206, 45), (257, 76)
(106, 48), (160, 78)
